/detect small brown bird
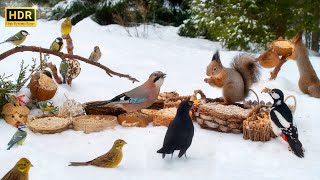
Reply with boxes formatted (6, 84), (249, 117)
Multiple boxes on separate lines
(1, 158), (33, 180)
(88, 46), (102, 62)
(69, 139), (127, 168)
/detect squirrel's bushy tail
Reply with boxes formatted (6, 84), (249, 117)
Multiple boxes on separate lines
(231, 54), (260, 96)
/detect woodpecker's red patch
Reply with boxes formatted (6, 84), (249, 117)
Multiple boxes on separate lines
(282, 134), (287, 142)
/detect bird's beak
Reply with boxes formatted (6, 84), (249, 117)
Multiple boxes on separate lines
(124, 141), (127, 144)
(30, 164), (34, 167)
(193, 99), (199, 104)
(160, 73), (166, 78)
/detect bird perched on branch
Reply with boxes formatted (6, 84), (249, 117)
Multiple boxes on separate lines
(89, 46), (102, 62)
(60, 60), (69, 84)
(266, 88), (304, 158)
(86, 71), (166, 112)
(50, 37), (64, 52)
(69, 139), (127, 168)
(61, 17), (72, 36)
(7, 123), (28, 150)
(0, 30), (29, 46)
(157, 100), (195, 159)
(1, 158), (33, 180)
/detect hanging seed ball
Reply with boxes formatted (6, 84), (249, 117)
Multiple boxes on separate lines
(257, 49), (281, 68)
(30, 71), (57, 101)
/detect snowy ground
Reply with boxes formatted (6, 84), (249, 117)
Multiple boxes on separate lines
(0, 17), (320, 180)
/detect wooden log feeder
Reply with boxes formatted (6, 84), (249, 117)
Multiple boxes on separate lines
(243, 111), (276, 142)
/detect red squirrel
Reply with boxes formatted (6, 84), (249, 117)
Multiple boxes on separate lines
(204, 51), (260, 104)
(288, 31), (320, 98)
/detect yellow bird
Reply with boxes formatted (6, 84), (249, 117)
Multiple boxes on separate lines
(61, 17), (72, 36)
(69, 139), (127, 168)
(50, 37), (64, 52)
(0, 30), (29, 46)
(1, 158), (33, 180)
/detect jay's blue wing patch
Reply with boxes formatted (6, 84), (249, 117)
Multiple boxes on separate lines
(128, 98), (146, 104)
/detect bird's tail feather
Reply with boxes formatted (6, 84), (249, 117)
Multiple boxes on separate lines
(69, 162), (89, 166)
(157, 147), (174, 159)
(287, 135), (304, 158)
(0, 41), (5, 45)
(7, 144), (14, 150)
(178, 149), (187, 158)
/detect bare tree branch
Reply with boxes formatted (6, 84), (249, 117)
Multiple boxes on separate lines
(0, 46), (140, 83)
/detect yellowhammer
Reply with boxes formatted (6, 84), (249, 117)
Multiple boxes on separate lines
(61, 17), (72, 36)
(69, 139), (127, 168)
(1, 158), (33, 180)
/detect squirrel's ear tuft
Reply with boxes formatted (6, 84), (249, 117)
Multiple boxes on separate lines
(212, 51), (220, 61)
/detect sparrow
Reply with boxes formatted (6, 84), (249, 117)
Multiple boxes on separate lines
(89, 46), (102, 62)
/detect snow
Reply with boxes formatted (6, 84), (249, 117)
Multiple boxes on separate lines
(1, 17), (320, 180)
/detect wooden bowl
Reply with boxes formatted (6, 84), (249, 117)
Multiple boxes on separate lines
(27, 114), (71, 134)
(257, 49), (280, 68)
(270, 39), (293, 56)
(30, 72), (57, 101)
(73, 115), (118, 133)
(117, 112), (152, 127)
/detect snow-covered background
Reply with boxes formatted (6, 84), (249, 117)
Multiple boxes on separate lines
(0, 17), (320, 180)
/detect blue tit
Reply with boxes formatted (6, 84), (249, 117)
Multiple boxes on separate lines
(0, 30), (29, 46)
(7, 123), (27, 150)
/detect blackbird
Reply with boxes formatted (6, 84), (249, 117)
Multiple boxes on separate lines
(157, 100), (194, 159)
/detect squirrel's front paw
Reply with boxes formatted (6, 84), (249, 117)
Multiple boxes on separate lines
(204, 78), (209, 83)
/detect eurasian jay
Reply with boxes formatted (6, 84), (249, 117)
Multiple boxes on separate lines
(86, 71), (166, 112)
